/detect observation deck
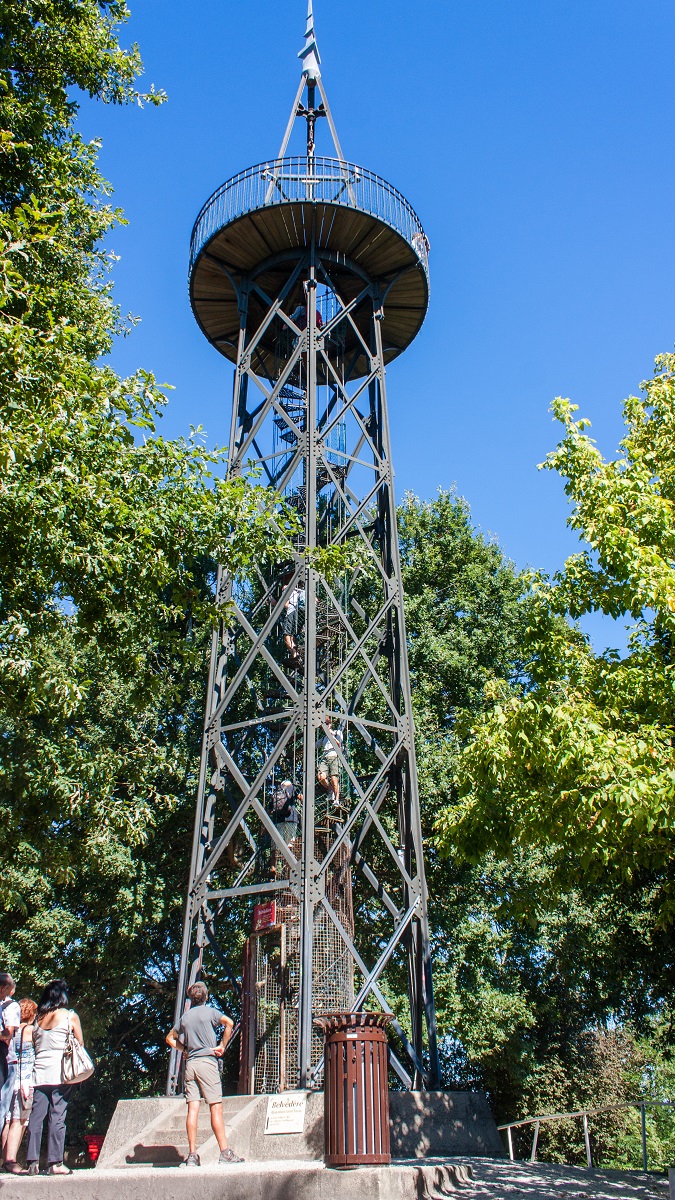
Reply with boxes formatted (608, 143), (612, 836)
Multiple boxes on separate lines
(189, 156), (430, 377)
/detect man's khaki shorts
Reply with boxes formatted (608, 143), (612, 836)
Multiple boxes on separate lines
(184, 1056), (222, 1105)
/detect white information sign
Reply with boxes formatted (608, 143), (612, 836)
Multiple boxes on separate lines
(264, 1090), (308, 1135)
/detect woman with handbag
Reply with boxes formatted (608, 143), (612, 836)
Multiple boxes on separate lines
(25, 981), (85, 1176)
(2, 998), (37, 1173)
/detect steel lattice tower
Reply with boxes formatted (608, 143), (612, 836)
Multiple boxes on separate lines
(169, 1), (440, 1095)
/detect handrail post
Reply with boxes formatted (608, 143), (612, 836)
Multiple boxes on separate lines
(506, 1126), (513, 1161)
(530, 1120), (540, 1163)
(583, 1112), (592, 1168)
(640, 1103), (647, 1171)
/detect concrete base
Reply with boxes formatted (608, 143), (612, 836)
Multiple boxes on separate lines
(1, 1160), (472, 1200)
(96, 1090), (503, 1168)
(0, 1157), (667, 1200)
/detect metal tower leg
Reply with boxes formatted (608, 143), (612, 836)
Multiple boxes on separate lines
(298, 247), (319, 1088)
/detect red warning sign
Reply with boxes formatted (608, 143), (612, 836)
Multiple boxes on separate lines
(253, 900), (277, 933)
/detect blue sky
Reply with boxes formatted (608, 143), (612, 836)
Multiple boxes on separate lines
(79, 1), (675, 647)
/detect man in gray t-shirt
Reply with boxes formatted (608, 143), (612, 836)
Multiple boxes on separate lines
(166, 982), (243, 1167)
(175, 1003), (225, 1059)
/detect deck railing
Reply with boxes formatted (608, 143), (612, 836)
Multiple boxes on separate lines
(189, 156), (429, 280)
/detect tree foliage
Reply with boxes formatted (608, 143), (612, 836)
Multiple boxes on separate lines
(403, 492), (675, 1169)
(399, 489), (526, 805)
(0, 0), (288, 1129)
(437, 357), (675, 911)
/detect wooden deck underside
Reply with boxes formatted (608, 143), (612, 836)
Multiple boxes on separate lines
(190, 202), (428, 380)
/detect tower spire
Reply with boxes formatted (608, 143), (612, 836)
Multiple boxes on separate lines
(273, 0), (347, 164)
(299, 0), (321, 81)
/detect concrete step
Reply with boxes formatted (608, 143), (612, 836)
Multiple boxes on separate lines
(96, 1095), (263, 1168)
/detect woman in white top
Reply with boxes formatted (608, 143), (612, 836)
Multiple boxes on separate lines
(25, 980), (83, 1176)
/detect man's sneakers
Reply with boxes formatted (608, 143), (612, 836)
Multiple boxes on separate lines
(181, 1149), (243, 1167)
(219, 1148), (244, 1164)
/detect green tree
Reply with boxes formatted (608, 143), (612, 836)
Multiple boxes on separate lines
(0, 0), (289, 1132)
(437, 355), (675, 911)
(399, 489), (527, 804)
(400, 492), (675, 1170)
(398, 493), (533, 1090)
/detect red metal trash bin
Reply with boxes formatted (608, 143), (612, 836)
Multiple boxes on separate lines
(315, 1012), (392, 1168)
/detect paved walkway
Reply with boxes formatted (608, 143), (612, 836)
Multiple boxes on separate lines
(452, 1157), (668, 1199)
(0, 1157), (668, 1200)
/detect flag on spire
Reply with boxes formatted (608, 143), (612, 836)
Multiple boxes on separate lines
(298, 0), (321, 80)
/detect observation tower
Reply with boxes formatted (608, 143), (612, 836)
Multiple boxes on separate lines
(170, 1), (440, 1095)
